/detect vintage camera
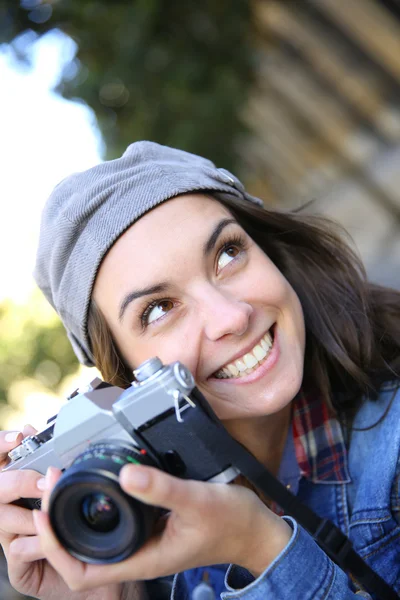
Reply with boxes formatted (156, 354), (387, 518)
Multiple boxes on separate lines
(4, 357), (239, 565)
(5, 359), (389, 600)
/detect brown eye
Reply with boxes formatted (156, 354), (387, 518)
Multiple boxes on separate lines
(146, 299), (174, 324)
(217, 245), (241, 271)
(226, 246), (240, 257)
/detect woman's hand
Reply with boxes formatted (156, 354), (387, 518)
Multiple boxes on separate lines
(32, 464), (293, 593)
(0, 428), (143, 600)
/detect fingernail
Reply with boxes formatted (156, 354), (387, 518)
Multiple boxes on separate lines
(37, 477), (46, 491)
(5, 432), (20, 443)
(45, 467), (54, 483)
(128, 468), (150, 490)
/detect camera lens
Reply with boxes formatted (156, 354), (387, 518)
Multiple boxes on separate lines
(80, 493), (120, 532)
(48, 442), (158, 564)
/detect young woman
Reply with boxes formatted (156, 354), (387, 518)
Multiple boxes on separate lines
(1, 142), (399, 600)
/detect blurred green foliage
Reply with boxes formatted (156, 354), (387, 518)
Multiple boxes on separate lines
(0, 290), (78, 412)
(1, 0), (255, 170)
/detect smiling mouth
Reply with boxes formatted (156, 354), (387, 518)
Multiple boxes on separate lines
(212, 326), (275, 380)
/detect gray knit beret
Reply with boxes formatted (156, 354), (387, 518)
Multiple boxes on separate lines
(34, 141), (263, 366)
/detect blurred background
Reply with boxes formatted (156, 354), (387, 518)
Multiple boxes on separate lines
(0, 0), (399, 598)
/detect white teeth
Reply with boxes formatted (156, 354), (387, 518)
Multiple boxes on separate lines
(227, 363), (239, 376)
(262, 332), (272, 349)
(213, 328), (275, 380)
(253, 344), (267, 361)
(235, 359), (247, 372)
(243, 353), (258, 368)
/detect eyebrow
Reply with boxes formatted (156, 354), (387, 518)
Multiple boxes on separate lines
(118, 283), (169, 322)
(118, 218), (238, 322)
(203, 218), (237, 255)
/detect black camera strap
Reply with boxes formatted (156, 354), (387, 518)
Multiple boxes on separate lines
(224, 436), (398, 600)
(188, 390), (399, 600)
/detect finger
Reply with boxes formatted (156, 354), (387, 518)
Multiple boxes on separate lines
(120, 465), (205, 512)
(33, 509), (91, 591)
(9, 535), (45, 562)
(0, 503), (37, 535)
(22, 424), (38, 438)
(7, 535), (45, 594)
(0, 470), (45, 504)
(40, 467), (62, 513)
(0, 431), (23, 463)
(0, 427), (38, 464)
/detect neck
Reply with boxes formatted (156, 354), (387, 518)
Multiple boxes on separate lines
(223, 404), (292, 476)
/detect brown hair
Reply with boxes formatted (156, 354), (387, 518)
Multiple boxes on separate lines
(87, 195), (400, 415)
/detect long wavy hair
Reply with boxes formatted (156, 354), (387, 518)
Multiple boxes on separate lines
(87, 194), (400, 416)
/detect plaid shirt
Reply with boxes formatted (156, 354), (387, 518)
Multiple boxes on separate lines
(270, 390), (350, 515)
(291, 389), (350, 483)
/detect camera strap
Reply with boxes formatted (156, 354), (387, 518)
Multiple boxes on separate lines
(229, 443), (398, 600)
(188, 390), (399, 600)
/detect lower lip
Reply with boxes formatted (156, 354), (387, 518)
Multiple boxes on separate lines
(211, 326), (280, 386)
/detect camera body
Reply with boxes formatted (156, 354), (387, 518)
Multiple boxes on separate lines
(4, 359), (392, 600)
(4, 357), (239, 563)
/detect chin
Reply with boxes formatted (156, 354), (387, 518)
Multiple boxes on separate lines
(264, 371), (303, 410)
(238, 372), (303, 419)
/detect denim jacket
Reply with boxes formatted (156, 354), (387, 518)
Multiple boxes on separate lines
(171, 382), (400, 599)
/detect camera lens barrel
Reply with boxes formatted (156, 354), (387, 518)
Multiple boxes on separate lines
(48, 442), (157, 564)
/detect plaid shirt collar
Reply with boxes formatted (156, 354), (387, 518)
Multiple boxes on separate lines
(290, 389), (351, 483)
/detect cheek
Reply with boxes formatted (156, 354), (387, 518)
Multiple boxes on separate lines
(252, 252), (288, 296)
(156, 328), (201, 376)
(123, 327), (199, 375)
(255, 267), (294, 317)
(262, 260), (305, 336)
(114, 333), (156, 371)
(254, 258), (306, 355)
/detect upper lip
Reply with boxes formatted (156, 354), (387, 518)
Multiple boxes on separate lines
(208, 324), (275, 377)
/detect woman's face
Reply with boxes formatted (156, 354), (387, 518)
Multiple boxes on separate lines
(93, 194), (305, 423)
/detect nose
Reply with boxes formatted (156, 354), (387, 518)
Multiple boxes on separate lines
(198, 285), (253, 341)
